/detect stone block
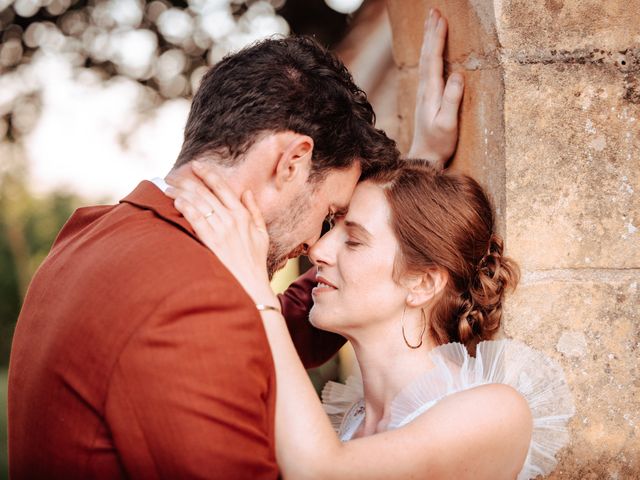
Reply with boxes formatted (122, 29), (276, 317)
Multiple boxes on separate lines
(504, 62), (640, 270)
(396, 62), (508, 233)
(496, 0), (640, 54)
(449, 65), (506, 234)
(394, 66), (418, 153)
(387, 2), (640, 476)
(504, 276), (640, 477)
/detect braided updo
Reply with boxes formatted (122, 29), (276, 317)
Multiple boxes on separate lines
(369, 160), (520, 354)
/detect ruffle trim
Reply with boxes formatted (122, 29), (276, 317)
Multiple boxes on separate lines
(321, 339), (575, 480)
(322, 374), (364, 435)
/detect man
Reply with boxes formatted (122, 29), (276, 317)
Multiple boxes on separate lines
(9, 10), (462, 479)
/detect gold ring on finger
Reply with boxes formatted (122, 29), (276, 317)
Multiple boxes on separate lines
(204, 210), (215, 219)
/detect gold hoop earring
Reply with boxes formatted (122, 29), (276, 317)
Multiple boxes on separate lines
(401, 306), (426, 349)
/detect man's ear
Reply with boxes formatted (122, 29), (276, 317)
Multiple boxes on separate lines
(404, 267), (448, 308)
(273, 134), (314, 190)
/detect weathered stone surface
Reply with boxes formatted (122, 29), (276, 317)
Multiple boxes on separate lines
(496, 0), (640, 53)
(387, 0), (640, 477)
(387, 0), (501, 69)
(504, 276), (640, 478)
(504, 62), (640, 270)
(394, 66), (418, 153)
(395, 62), (508, 232)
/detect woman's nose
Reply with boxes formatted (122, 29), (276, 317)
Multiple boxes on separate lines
(308, 230), (334, 267)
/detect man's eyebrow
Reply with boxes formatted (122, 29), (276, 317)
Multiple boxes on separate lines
(344, 220), (372, 240)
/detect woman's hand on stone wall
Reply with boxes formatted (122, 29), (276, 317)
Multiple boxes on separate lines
(408, 8), (464, 169)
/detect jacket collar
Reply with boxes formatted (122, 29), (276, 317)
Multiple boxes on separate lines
(119, 180), (199, 241)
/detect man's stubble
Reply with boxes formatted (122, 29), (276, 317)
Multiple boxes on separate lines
(264, 187), (314, 279)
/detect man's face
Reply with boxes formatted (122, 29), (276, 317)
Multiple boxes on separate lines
(264, 163), (361, 278)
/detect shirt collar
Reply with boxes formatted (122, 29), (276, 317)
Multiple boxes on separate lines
(119, 180), (198, 241)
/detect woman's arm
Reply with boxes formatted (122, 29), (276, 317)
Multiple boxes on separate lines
(167, 166), (533, 480)
(258, 304), (532, 480)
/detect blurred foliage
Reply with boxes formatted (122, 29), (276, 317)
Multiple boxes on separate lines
(0, 145), (90, 366)
(0, 0), (354, 143)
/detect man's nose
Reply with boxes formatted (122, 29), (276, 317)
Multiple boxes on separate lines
(303, 227), (325, 255)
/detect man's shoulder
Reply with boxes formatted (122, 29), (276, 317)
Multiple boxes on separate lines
(47, 199), (243, 305)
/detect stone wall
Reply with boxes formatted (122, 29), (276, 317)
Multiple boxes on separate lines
(386, 0), (639, 477)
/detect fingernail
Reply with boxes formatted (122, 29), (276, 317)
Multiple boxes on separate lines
(450, 73), (463, 85)
(429, 8), (433, 17)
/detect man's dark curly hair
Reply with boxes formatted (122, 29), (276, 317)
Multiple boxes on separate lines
(175, 35), (400, 181)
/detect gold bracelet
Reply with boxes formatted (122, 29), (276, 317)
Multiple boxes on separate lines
(256, 304), (281, 314)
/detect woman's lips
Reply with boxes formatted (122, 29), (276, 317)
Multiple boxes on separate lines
(313, 275), (338, 296)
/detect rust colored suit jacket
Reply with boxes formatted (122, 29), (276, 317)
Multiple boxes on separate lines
(8, 181), (345, 479)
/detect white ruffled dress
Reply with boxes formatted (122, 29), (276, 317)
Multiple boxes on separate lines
(322, 339), (575, 480)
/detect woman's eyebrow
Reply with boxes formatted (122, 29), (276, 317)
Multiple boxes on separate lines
(344, 220), (372, 241)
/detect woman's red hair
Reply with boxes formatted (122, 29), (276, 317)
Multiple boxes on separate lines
(369, 160), (520, 353)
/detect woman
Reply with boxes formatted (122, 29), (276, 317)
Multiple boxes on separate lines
(169, 160), (574, 479)
(166, 13), (573, 480)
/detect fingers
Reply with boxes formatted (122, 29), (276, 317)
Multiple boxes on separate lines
(165, 172), (221, 214)
(166, 186), (228, 224)
(420, 9), (446, 74)
(419, 9), (442, 76)
(419, 8), (447, 116)
(173, 196), (220, 250)
(191, 161), (243, 211)
(242, 190), (267, 234)
(435, 72), (464, 132)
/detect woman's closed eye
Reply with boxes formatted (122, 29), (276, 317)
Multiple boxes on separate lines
(345, 239), (362, 248)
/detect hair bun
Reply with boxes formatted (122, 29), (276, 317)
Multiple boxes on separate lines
(458, 234), (520, 351)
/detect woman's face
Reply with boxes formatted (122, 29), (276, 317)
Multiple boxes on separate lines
(308, 181), (407, 336)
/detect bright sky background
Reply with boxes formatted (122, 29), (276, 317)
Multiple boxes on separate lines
(21, 51), (189, 201)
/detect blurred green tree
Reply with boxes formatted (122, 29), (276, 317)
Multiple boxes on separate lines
(0, 145), (88, 366)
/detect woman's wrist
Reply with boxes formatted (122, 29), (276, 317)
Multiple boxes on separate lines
(251, 288), (280, 311)
(407, 144), (445, 166)
(256, 303), (281, 314)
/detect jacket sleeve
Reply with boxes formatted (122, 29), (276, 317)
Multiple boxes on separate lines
(278, 267), (346, 369)
(105, 280), (278, 480)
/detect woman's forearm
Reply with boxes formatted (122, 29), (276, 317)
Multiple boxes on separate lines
(259, 309), (343, 479)
(258, 311), (533, 480)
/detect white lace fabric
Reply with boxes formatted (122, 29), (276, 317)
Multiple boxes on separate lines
(321, 339), (575, 480)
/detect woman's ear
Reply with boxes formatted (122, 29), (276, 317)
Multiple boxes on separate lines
(273, 134), (314, 190)
(405, 267), (448, 308)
